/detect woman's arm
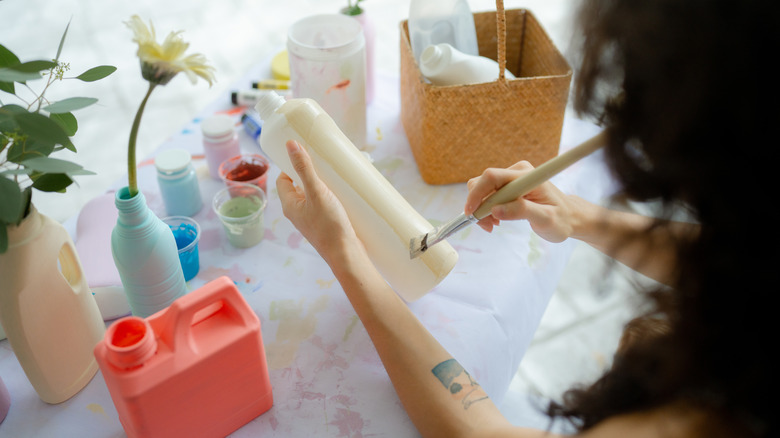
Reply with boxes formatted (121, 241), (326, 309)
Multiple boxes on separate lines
(464, 161), (698, 286)
(276, 140), (562, 438)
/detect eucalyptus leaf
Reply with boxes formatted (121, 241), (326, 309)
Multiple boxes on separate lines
(0, 68), (42, 83)
(49, 112), (78, 136)
(0, 175), (24, 223)
(1, 104), (27, 131)
(0, 44), (21, 68)
(56, 20), (71, 61)
(31, 173), (74, 192)
(75, 65), (116, 82)
(9, 60), (57, 73)
(21, 156), (89, 174)
(14, 111), (74, 151)
(43, 97), (98, 114)
(0, 223), (8, 254)
(0, 44), (21, 95)
(0, 167), (34, 176)
(6, 137), (55, 163)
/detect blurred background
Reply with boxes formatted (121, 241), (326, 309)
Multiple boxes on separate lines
(1, 0), (652, 429)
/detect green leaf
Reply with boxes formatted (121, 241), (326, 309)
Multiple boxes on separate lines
(0, 44), (20, 95)
(21, 156), (92, 175)
(75, 65), (116, 82)
(49, 111), (78, 136)
(1, 104), (27, 131)
(0, 167), (33, 176)
(0, 175), (24, 223)
(43, 97), (97, 113)
(14, 111), (74, 151)
(0, 223), (8, 253)
(56, 20), (71, 61)
(31, 173), (74, 192)
(0, 67), (42, 83)
(9, 60), (57, 73)
(7, 137), (56, 162)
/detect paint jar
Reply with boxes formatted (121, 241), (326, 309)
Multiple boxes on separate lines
(155, 149), (203, 217)
(201, 114), (241, 180)
(212, 183), (267, 248)
(162, 216), (200, 282)
(218, 153), (270, 192)
(94, 276), (274, 438)
(255, 92), (459, 301)
(287, 13), (367, 148)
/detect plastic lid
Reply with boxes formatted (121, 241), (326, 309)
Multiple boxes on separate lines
(155, 148), (191, 174)
(201, 114), (235, 140)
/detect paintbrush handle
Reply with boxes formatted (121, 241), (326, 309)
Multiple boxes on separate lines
(473, 131), (607, 220)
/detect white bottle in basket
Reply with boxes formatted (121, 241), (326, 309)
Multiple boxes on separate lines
(255, 92), (458, 301)
(408, 0), (479, 66)
(420, 43), (516, 86)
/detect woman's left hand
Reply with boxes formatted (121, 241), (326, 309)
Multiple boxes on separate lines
(276, 140), (360, 263)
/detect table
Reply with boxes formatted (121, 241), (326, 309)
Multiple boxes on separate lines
(0, 66), (613, 437)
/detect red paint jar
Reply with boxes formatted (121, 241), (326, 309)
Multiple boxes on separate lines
(218, 154), (270, 192)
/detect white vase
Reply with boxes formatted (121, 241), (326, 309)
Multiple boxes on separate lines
(0, 206), (105, 403)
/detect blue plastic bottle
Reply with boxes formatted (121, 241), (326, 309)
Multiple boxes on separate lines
(155, 149), (203, 217)
(111, 188), (188, 317)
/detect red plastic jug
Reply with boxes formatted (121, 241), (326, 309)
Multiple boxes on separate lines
(94, 276), (273, 437)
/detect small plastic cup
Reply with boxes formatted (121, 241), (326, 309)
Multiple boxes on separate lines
(162, 216), (201, 281)
(218, 154), (270, 192)
(212, 183), (267, 248)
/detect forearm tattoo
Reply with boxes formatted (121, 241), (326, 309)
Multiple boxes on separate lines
(432, 359), (489, 410)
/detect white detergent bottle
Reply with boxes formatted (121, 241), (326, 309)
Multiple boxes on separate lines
(255, 92), (458, 301)
(420, 43), (516, 86)
(408, 0), (479, 66)
(0, 206), (105, 403)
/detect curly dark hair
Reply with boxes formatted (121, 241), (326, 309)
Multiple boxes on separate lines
(547, 0), (779, 436)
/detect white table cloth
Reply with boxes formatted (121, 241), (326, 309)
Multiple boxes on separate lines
(0, 64), (614, 437)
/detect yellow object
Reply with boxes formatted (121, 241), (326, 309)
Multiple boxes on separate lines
(271, 50), (290, 81)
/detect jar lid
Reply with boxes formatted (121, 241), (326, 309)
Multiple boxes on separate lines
(201, 114), (235, 139)
(155, 148), (191, 174)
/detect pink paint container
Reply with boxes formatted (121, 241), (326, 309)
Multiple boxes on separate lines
(201, 114), (241, 180)
(94, 276), (273, 437)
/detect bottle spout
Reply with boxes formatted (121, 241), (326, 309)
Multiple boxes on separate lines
(104, 316), (157, 370)
(254, 91), (286, 121)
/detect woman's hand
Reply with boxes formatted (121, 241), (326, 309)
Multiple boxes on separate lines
(276, 140), (360, 262)
(464, 160), (582, 243)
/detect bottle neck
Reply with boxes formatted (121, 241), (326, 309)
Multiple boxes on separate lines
(105, 316), (157, 370)
(114, 187), (152, 228)
(5, 205), (44, 249)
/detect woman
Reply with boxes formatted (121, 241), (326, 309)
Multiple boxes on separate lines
(276, 0), (775, 436)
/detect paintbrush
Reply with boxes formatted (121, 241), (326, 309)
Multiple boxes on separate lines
(409, 131), (606, 259)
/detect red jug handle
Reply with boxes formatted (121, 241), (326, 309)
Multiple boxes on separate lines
(165, 276), (259, 354)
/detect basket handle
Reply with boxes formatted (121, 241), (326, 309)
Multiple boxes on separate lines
(496, 0), (508, 83)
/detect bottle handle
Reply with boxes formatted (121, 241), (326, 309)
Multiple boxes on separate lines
(164, 276), (258, 354)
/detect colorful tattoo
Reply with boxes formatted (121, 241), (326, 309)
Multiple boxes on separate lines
(432, 359), (489, 410)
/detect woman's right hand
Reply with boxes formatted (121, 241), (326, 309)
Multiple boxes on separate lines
(464, 160), (583, 243)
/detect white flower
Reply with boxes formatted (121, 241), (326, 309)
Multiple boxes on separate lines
(125, 15), (215, 86)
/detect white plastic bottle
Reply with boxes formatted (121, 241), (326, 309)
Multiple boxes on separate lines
(255, 92), (458, 301)
(408, 0), (479, 66)
(420, 43), (516, 86)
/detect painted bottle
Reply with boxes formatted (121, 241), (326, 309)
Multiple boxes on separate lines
(94, 276), (273, 438)
(201, 114), (241, 180)
(420, 43), (516, 86)
(255, 92), (459, 301)
(0, 206), (105, 403)
(155, 148), (203, 217)
(111, 188), (188, 318)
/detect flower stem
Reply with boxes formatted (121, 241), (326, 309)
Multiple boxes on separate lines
(127, 82), (157, 197)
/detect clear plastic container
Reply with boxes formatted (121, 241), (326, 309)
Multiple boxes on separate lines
(255, 91), (458, 301)
(408, 0), (479, 66)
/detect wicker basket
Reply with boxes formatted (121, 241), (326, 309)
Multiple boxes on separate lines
(399, 1), (572, 185)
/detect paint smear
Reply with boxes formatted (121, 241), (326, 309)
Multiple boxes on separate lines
(316, 278), (336, 289)
(266, 295), (329, 369)
(375, 127), (383, 141)
(326, 79), (351, 93)
(343, 315), (359, 342)
(329, 407), (365, 437)
(87, 403), (107, 418)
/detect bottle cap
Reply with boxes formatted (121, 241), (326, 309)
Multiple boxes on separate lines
(155, 149), (192, 175)
(201, 114), (235, 142)
(105, 316), (157, 369)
